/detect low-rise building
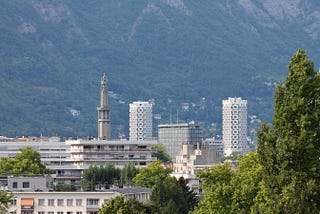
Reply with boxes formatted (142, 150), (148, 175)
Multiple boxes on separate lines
(8, 188), (151, 214)
(5, 175), (151, 214)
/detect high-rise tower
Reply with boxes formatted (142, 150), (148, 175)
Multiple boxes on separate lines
(222, 97), (247, 156)
(97, 74), (110, 140)
(129, 101), (153, 140)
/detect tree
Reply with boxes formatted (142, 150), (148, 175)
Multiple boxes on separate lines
(133, 160), (171, 189)
(0, 189), (13, 214)
(152, 144), (172, 163)
(230, 152), (262, 213)
(255, 49), (320, 213)
(54, 184), (77, 192)
(0, 147), (50, 175)
(81, 164), (121, 191)
(120, 163), (139, 187)
(193, 162), (235, 214)
(150, 176), (198, 214)
(133, 160), (198, 213)
(99, 195), (148, 214)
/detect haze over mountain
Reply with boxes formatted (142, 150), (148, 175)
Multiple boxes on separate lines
(1, 0), (320, 138)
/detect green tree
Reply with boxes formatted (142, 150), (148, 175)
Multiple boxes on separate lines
(81, 164), (121, 191)
(193, 153), (262, 214)
(152, 144), (172, 163)
(0, 189), (13, 214)
(150, 176), (198, 214)
(254, 49), (320, 213)
(133, 160), (172, 189)
(53, 184), (77, 192)
(120, 163), (139, 187)
(0, 147), (50, 175)
(99, 195), (148, 214)
(193, 163), (235, 214)
(231, 152), (262, 213)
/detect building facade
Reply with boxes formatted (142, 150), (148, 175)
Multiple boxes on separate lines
(222, 97), (247, 156)
(129, 101), (153, 140)
(158, 122), (202, 162)
(66, 139), (156, 169)
(8, 187), (151, 214)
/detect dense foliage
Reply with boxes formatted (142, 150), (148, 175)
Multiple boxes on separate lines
(255, 49), (320, 213)
(0, 189), (13, 214)
(81, 163), (139, 191)
(0, 147), (51, 175)
(133, 160), (172, 189)
(151, 144), (172, 163)
(132, 160), (198, 214)
(99, 196), (149, 214)
(53, 184), (77, 192)
(193, 50), (320, 213)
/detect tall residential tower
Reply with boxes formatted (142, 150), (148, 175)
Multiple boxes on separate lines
(222, 97), (247, 155)
(129, 101), (153, 140)
(97, 74), (111, 140)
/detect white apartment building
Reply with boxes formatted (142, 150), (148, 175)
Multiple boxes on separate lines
(222, 97), (248, 156)
(66, 139), (156, 169)
(129, 101), (153, 140)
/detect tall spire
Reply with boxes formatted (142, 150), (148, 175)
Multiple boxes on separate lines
(97, 73), (111, 140)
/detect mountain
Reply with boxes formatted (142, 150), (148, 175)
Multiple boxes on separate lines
(1, 0), (320, 138)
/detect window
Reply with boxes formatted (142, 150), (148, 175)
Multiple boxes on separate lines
(22, 182), (30, 188)
(48, 212), (54, 214)
(57, 212), (64, 214)
(12, 182), (17, 188)
(67, 199), (73, 206)
(38, 212), (45, 214)
(38, 199), (44, 206)
(10, 199), (17, 205)
(67, 212), (73, 214)
(76, 199), (82, 206)
(57, 199), (64, 206)
(48, 199), (54, 206)
(87, 199), (99, 206)
(76, 212), (82, 214)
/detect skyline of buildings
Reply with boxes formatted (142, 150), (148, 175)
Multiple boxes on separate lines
(0, 74), (251, 213)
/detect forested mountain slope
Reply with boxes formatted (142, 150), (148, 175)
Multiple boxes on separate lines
(1, 0), (320, 138)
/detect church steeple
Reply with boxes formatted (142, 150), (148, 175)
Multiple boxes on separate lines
(97, 73), (110, 140)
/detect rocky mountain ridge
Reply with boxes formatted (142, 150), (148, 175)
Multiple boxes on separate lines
(1, 0), (320, 138)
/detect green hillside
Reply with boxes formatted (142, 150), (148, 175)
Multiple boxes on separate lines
(0, 0), (319, 138)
